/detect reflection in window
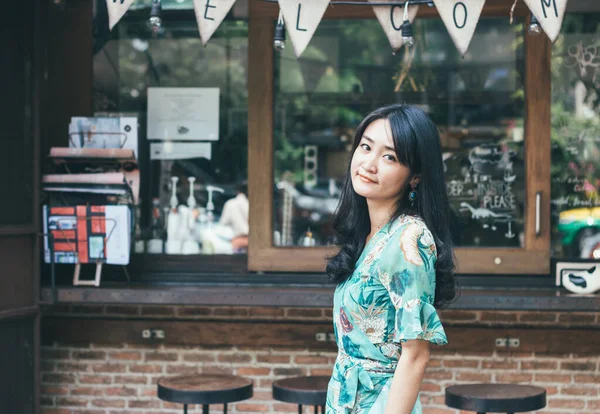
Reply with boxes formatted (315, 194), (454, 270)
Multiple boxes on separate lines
(551, 12), (600, 259)
(93, 6), (249, 255)
(273, 18), (525, 248)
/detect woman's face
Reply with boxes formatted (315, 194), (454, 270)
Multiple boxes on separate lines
(350, 118), (414, 203)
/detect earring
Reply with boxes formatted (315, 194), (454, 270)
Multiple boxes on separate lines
(408, 184), (417, 206)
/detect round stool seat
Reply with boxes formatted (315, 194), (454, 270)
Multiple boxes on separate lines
(445, 384), (546, 413)
(158, 374), (253, 405)
(272, 375), (329, 406)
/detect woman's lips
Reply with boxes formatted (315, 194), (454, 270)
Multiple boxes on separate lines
(357, 173), (377, 184)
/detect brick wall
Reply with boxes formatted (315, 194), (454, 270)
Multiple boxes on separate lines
(40, 306), (600, 414)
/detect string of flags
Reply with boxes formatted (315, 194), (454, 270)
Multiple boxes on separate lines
(106, 0), (569, 57)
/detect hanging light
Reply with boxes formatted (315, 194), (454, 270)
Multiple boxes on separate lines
(401, 1), (415, 47)
(148, 0), (162, 33)
(528, 13), (542, 36)
(273, 9), (286, 51)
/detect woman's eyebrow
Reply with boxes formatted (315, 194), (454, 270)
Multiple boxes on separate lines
(362, 135), (395, 152)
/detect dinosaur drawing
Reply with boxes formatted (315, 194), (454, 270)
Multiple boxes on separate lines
(459, 202), (512, 221)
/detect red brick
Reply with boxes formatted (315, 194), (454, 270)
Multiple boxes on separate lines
(558, 312), (596, 324)
(235, 403), (270, 412)
(165, 365), (201, 375)
(438, 310), (478, 321)
(521, 361), (558, 370)
(420, 382), (441, 392)
(91, 399), (126, 408)
(310, 368), (333, 376)
(176, 306), (212, 317)
(145, 352), (179, 362)
(423, 370), (453, 380)
(250, 391), (273, 401)
(548, 399), (585, 409)
(443, 360), (479, 368)
(561, 386), (598, 396)
(104, 387), (137, 397)
(141, 387), (158, 397)
(41, 361), (55, 373)
(39, 397), (54, 407)
(129, 364), (163, 374)
(128, 400), (161, 408)
(42, 349), (71, 359)
(182, 354), (216, 362)
(91, 364), (126, 373)
(482, 361), (518, 370)
(294, 356), (329, 364)
(274, 368), (306, 376)
(519, 312), (557, 322)
(249, 307), (285, 318)
(113, 375), (147, 385)
(273, 402), (301, 412)
(202, 365), (234, 375)
(427, 358), (442, 368)
(535, 374), (572, 383)
(78, 375), (112, 385)
(455, 373), (491, 382)
(56, 362), (89, 372)
(286, 309), (323, 318)
(72, 351), (106, 360)
(213, 307), (249, 317)
(141, 306), (175, 316)
(218, 354), (252, 363)
(574, 375), (600, 383)
(496, 373), (533, 383)
(41, 386), (69, 396)
(587, 400), (600, 410)
(237, 367), (271, 376)
(256, 354), (290, 364)
(560, 361), (597, 371)
(40, 410), (71, 414)
(55, 397), (88, 407)
(257, 379), (274, 389)
(324, 309), (333, 318)
(104, 305), (139, 315)
(42, 373), (76, 384)
(70, 387), (104, 396)
(479, 312), (518, 322)
(108, 351), (141, 361)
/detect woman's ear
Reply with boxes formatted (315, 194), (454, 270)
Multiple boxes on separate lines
(410, 175), (421, 187)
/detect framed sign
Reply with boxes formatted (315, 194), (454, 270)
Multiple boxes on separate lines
(147, 87), (220, 141)
(554, 259), (600, 294)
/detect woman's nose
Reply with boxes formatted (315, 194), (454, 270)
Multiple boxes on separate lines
(362, 157), (377, 173)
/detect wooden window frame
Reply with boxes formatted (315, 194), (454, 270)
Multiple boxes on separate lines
(247, 0), (551, 274)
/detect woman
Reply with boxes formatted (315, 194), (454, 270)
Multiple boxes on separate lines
(325, 104), (457, 414)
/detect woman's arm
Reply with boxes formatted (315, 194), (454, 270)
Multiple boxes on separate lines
(383, 339), (431, 414)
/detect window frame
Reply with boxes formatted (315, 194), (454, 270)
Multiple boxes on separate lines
(247, 1), (552, 274)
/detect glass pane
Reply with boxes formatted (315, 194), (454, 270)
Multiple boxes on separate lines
(273, 18), (525, 248)
(93, 5), (249, 255)
(551, 12), (600, 259)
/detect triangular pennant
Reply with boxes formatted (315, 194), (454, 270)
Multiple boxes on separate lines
(193, 0), (237, 46)
(278, 0), (330, 58)
(370, 1), (419, 53)
(432, 0), (486, 56)
(106, 0), (136, 31)
(523, 0), (568, 43)
(298, 58), (329, 93)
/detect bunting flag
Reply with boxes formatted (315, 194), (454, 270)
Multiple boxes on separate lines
(370, 0), (419, 53)
(106, 0), (136, 31)
(278, 0), (330, 58)
(523, 0), (569, 43)
(432, 0), (486, 56)
(298, 58), (329, 93)
(193, 0), (238, 46)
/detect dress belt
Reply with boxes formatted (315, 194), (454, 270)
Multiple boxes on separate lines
(336, 350), (397, 412)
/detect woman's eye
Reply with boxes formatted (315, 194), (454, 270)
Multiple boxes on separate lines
(384, 154), (397, 162)
(360, 143), (370, 151)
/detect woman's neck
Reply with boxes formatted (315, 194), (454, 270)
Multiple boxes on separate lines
(366, 199), (397, 236)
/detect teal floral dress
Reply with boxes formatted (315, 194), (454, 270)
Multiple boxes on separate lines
(326, 214), (447, 414)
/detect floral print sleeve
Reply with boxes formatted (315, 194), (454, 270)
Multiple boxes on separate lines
(377, 220), (448, 345)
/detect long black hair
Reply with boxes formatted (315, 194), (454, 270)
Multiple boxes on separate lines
(326, 104), (457, 308)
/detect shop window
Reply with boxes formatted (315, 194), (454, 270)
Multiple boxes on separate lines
(272, 17), (526, 249)
(92, 1), (249, 259)
(550, 11), (600, 260)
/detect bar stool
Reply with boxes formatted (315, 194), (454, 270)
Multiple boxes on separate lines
(445, 384), (546, 413)
(272, 375), (329, 414)
(157, 374), (253, 414)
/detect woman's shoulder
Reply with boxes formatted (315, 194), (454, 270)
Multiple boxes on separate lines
(387, 214), (436, 258)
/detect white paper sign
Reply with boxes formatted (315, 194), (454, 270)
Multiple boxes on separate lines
(523, 0), (568, 43)
(106, 0), (136, 31)
(150, 142), (212, 160)
(433, 0), (486, 56)
(370, 1), (419, 53)
(193, 0), (237, 46)
(147, 87), (219, 141)
(278, 0), (330, 58)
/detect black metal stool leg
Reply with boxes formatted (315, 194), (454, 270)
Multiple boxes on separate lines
(298, 404), (303, 414)
(183, 404), (188, 414)
(203, 404), (209, 414)
(321, 405), (325, 414)
(224, 403), (228, 414)
(314, 405), (318, 414)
